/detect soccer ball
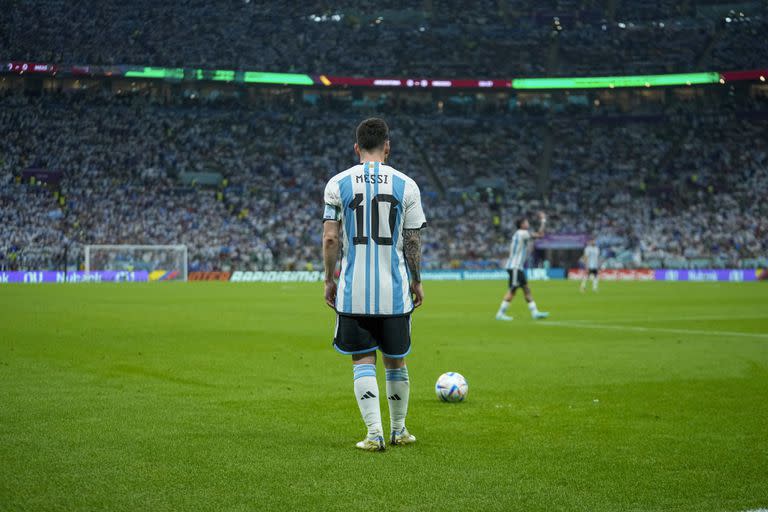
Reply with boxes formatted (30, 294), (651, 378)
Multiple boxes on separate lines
(435, 372), (468, 402)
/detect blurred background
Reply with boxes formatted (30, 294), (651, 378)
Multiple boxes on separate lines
(1, 1), (766, 275)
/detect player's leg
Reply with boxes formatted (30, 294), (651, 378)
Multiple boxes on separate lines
(592, 270), (599, 292)
(334, 315), (385, 451)
(383, 356), (415, 445)
(352, 352), (385, 450)
(379, 316), (416, 445)
(496, 271), (516, 320)
(523, 284), (549, 319)
(580, 272), (587, 292)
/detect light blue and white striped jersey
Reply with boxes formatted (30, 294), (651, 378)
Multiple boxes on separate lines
(505, 229), (532, 270)
(323, 161), (426, 316)
(583, 245), (600, 269)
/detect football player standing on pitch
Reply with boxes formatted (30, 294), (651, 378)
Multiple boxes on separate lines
(495, 212), (550, 321)
(321, 118), (427, 451)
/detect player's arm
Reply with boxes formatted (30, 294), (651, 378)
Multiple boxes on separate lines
(530, 211), (547, 238)
(322, 182), (342, 309)
(403, 180), (427, 308)
(322, 220), (340, 308)
(403, 229), (424, 308)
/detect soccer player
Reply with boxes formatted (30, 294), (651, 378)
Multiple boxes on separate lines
(322, 118), (426, 452)
(580, 239), (600, 292)
(495, 213), (550, 321)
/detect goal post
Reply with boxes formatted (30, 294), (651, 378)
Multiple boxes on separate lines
(84, 245), (188, 281)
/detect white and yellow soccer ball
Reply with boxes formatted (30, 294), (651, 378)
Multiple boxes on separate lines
(435, 372), (468, 402)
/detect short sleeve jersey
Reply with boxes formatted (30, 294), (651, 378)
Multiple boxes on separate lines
(323, 161), (426, 316)
(505, 229), (532, 270)
(584, 245), (600, 269)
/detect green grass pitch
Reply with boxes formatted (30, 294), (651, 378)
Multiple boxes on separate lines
(1, 281), (767, 511)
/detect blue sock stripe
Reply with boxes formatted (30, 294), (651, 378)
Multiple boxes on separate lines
(353, 364), (376, 380)
(385, 367), (409, 381)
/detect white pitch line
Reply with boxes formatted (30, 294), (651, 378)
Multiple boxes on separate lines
(566, 314), (767, 323)
(539, 321), (768, 340)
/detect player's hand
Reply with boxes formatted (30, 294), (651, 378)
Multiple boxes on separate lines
(324, 280), (337, 309)
(537, 211), (547, 222)
(410, 281), (424, 308)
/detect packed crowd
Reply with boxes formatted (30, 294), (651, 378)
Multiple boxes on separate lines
(1, 1), (765, 77)
(1, 90), (766, 271)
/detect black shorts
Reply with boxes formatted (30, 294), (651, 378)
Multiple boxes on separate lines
(333, 314), (412, 358)
(588, 268), (599, 277)
(507, 269), (527, 290)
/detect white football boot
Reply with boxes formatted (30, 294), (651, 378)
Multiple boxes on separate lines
(356, 433), (386, 451)
(390, 427), (416, 446)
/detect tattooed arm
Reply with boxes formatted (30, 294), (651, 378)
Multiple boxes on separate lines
(403, 228), (424, 307)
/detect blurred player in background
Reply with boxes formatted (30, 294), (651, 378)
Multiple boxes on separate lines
(322, 118), (427, 451)
(580, 239), (600, 293)
(495, 212), (550, 321)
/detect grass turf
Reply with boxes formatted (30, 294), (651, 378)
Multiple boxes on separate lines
(0, 280), (767, 511)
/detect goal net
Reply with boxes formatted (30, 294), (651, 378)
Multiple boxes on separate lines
(84, 245), (188, 281)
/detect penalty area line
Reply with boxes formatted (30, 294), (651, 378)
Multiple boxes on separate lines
(537, 321), (768, 340)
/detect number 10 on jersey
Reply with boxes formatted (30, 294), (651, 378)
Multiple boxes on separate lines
(349, 193), (400, 246)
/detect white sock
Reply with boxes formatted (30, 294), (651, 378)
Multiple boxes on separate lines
(497, 300), (510, 315)
(353, 364), (383, 437)
(528, 301), (538, 316)
(385, 366), (410, 432)
(580, 278), (587, 290)
(592, 278), (598, 291)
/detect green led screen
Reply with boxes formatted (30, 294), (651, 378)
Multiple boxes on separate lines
(124, 67), (185, 80)
(512, 72), (720, 90)
(195, 69), (236, 81)
(242, 71), (314, 85)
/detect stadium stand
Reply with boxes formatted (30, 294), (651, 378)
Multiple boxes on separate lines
(1, 88), (766, 271)
(1, 1), (766, 271)
(0, 1), (765, 76)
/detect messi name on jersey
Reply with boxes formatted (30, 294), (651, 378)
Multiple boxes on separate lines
(324, 161), (426, 316)
(355, 174), (390, 184)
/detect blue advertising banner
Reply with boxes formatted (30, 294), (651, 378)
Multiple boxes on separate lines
(0, 271), (149, 283)
(422, 269), (566, 281)
(654, 269), (757, 282)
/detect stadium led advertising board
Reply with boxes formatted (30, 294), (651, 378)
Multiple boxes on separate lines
(7, 63), (756, 91)
(511, 72), (720, 89)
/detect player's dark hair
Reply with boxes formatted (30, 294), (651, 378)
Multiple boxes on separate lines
(515, 217), (527, 229)
(356, 118), (389, 151)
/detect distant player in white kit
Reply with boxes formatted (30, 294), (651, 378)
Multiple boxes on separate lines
(322, 118), (426, 451)
(580, 239), (600, 292)
(495, 212), (550, 321)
